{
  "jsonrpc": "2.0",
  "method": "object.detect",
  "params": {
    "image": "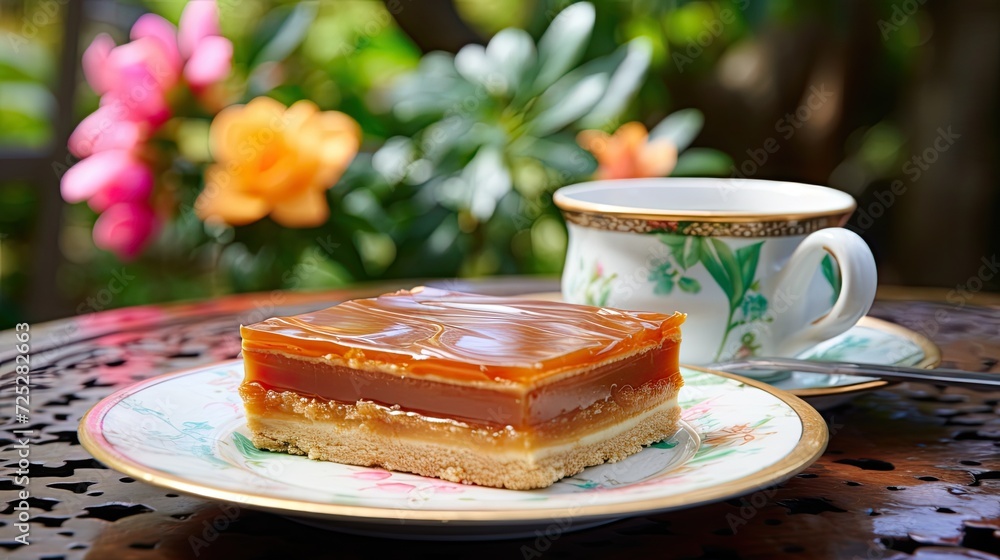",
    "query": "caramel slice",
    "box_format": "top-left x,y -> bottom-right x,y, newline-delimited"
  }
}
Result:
239,287 -> 685,489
